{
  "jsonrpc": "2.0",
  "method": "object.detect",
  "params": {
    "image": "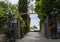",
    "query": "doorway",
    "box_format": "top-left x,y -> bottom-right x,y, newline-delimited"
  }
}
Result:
29,14 -> 40,32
